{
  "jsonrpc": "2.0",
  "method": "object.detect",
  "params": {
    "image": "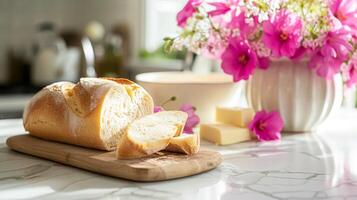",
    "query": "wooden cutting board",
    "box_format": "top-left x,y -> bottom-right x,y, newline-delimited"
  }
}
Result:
6,135 -> 222,182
